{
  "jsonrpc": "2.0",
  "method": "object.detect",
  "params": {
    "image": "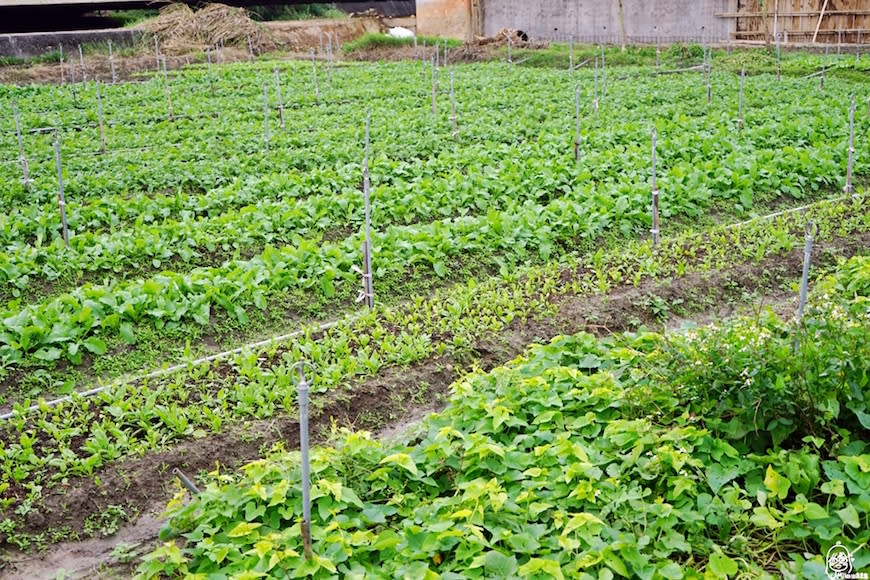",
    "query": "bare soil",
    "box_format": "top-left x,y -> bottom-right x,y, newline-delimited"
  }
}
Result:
1,233 -> 866,578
